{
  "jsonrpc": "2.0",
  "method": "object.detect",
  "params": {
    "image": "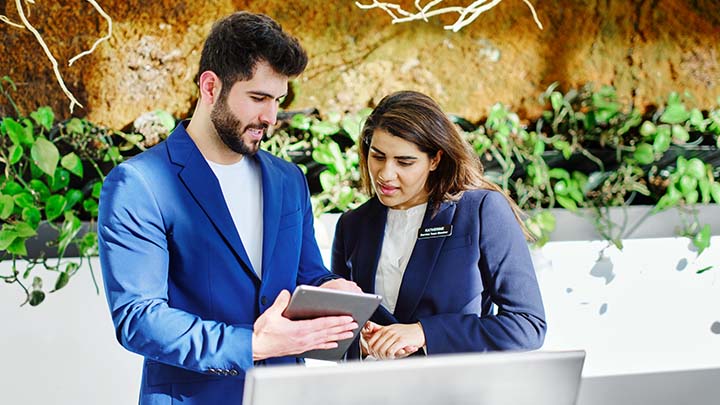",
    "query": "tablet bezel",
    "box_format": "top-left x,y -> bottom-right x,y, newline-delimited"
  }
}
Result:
282,285 -> 382,360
